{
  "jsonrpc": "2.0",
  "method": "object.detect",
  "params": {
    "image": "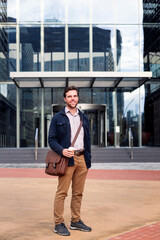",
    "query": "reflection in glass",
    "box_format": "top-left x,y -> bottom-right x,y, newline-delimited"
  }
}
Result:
143,25 -> 160,78
93,26 -> 115,71
1,0 -> 7,22
0,27 -> 8,80
117,25 -> 139,72
106,89 -> 114,146
92,88 -> 105,104
68,0 -> 90,23
117,88 -> 139,146
115,0 -> 139,24
92,0 -> 114,23
20,88 -> 41,147
19,0 -> 41,22
44,26 -> 65,71
79,88 -> 91,103
139,25 -> 144,72
6,27 -> 17,72
69,27 -> 89,71
0,84 -> 16,147
84,109 -> 98,145
44,0 -> 65,23
52,88 -> 65,104
143,83 -> 160,146
143,1 -> 159,24
7,0 -> 16,22
20,26 -> 41,71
